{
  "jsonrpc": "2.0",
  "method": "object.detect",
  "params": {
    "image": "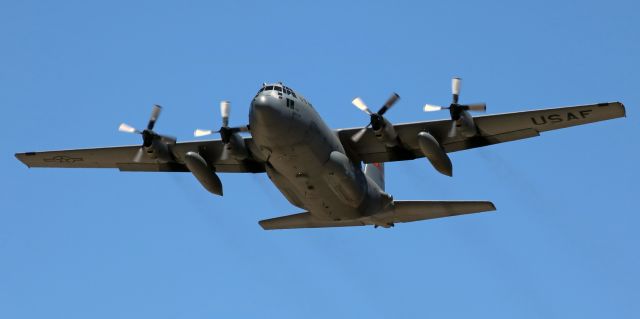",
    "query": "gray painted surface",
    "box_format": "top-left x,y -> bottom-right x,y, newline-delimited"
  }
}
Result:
15,83 -> 626,229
